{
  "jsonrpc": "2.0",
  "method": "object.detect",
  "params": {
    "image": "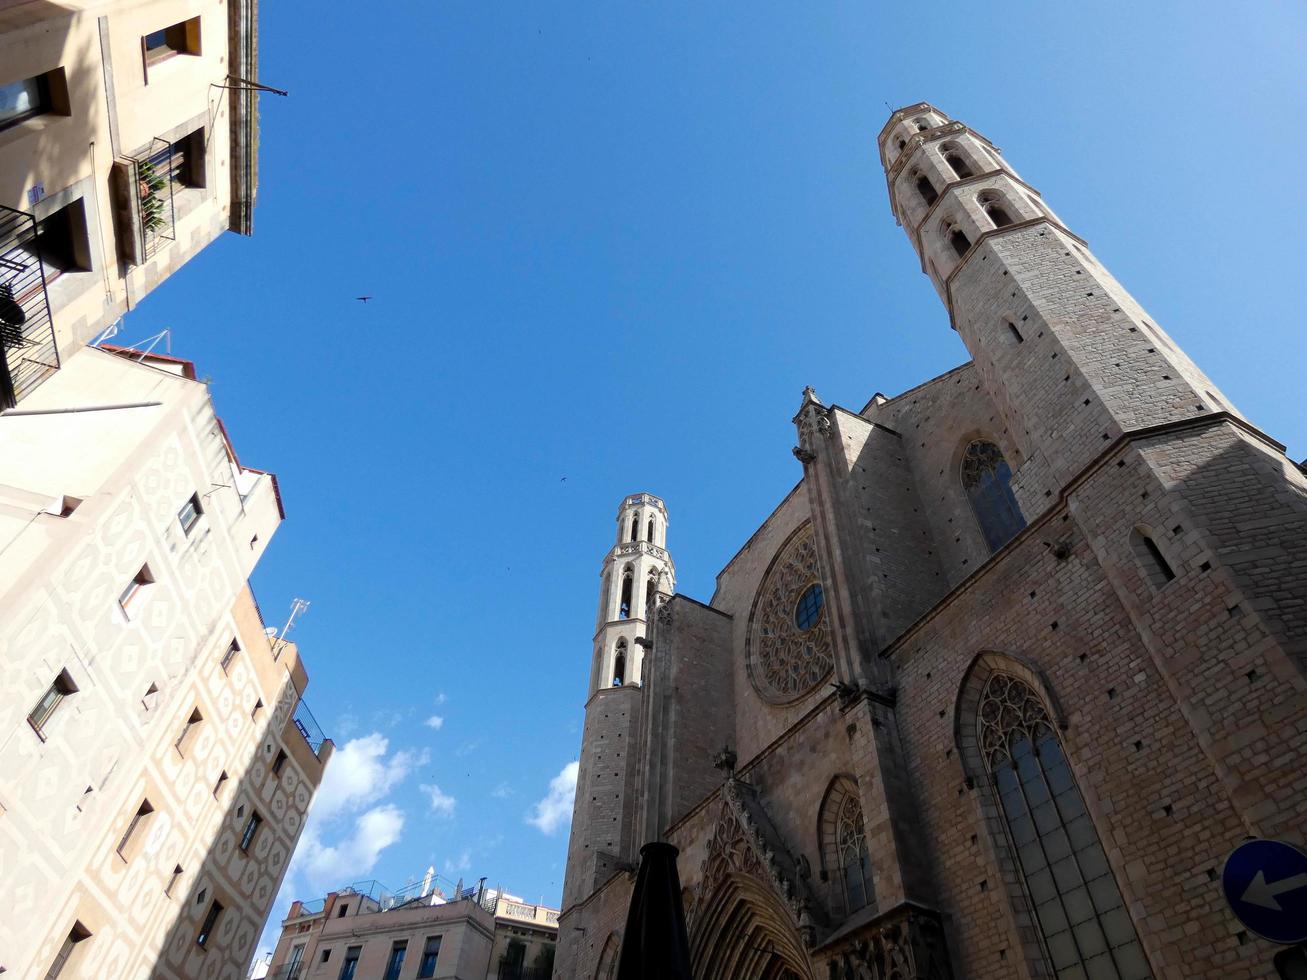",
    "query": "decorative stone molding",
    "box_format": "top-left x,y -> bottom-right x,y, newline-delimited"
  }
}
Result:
820,903 -> 954,980
697,775 -> 825,948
